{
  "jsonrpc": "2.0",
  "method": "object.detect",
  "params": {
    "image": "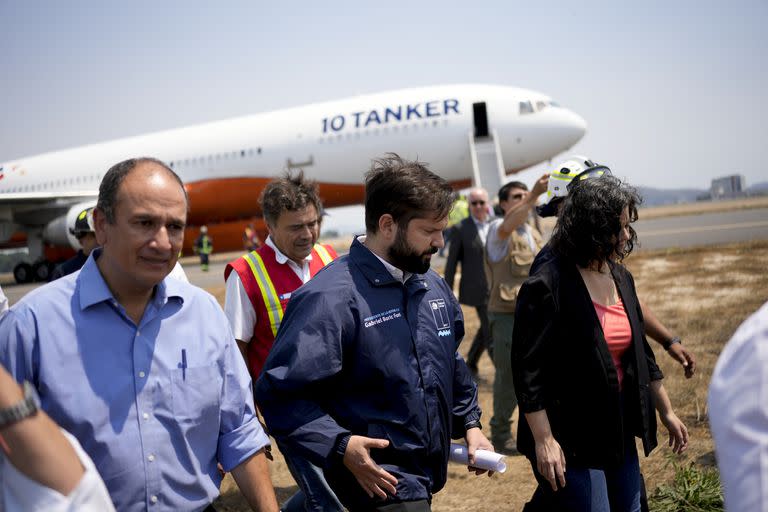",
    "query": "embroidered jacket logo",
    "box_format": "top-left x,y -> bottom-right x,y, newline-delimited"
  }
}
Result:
429,299 -> 451,337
